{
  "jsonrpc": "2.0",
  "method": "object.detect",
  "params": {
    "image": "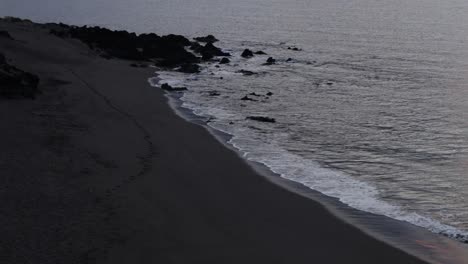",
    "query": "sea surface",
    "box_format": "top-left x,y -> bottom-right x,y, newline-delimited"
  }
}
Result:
3,0 -> 468,250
